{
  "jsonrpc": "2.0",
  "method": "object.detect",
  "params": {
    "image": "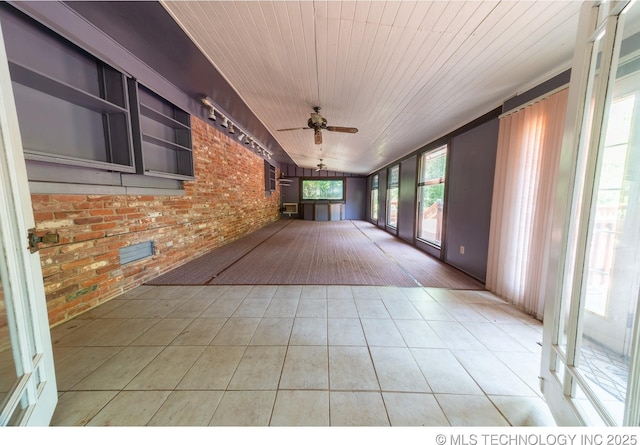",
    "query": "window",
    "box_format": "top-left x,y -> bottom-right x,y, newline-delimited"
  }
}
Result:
301,179 -> 344,200
540,1 -> 640,426
386,165 -> 399,228
265,161 -> 276,192
371,174 -> 379,221
417,146 -> 447,246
